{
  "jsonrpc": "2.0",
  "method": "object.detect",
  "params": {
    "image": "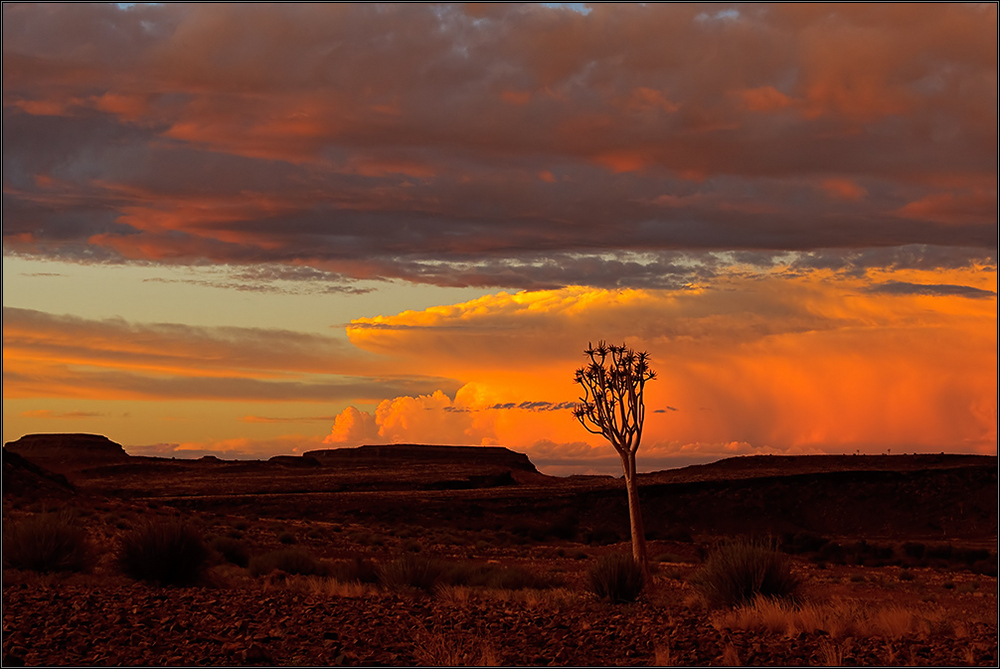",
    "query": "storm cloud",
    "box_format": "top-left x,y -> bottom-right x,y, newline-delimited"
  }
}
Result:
3,3 -> 996,289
